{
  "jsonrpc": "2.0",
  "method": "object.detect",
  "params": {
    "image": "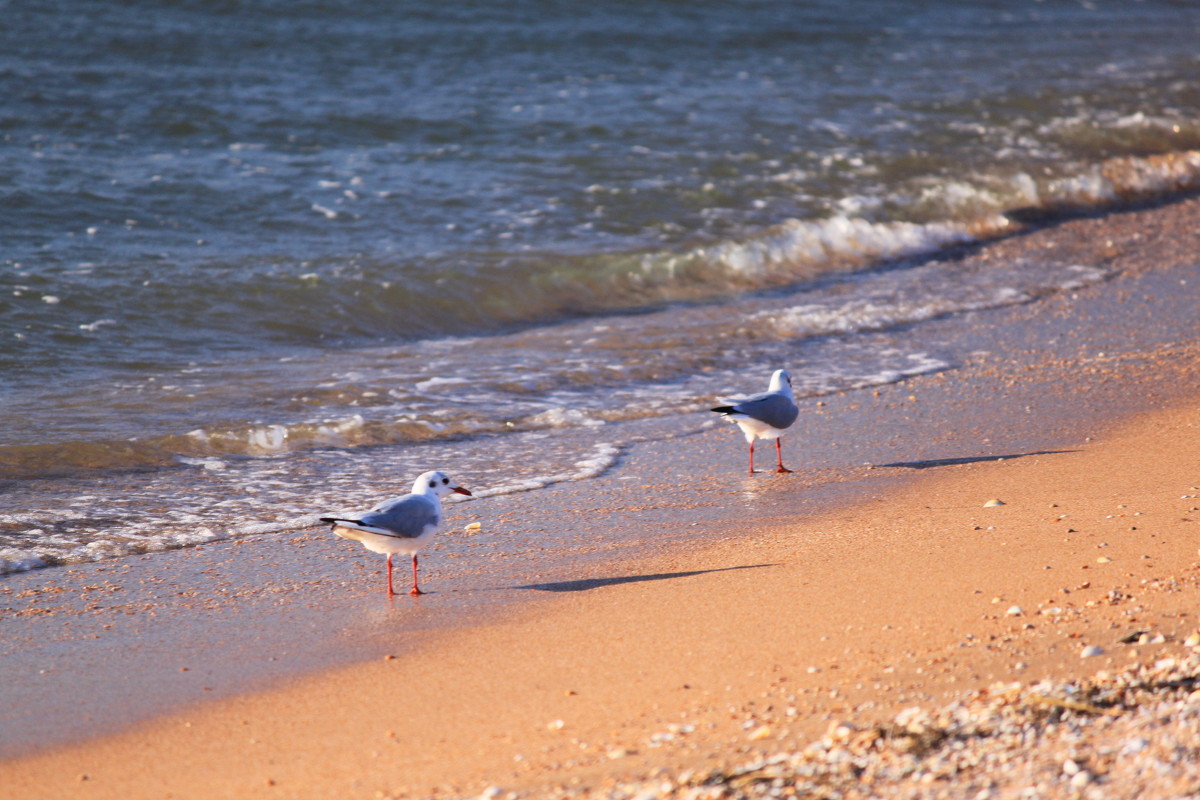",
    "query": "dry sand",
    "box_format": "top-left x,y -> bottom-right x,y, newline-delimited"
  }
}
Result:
2,196 -> 1200,799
